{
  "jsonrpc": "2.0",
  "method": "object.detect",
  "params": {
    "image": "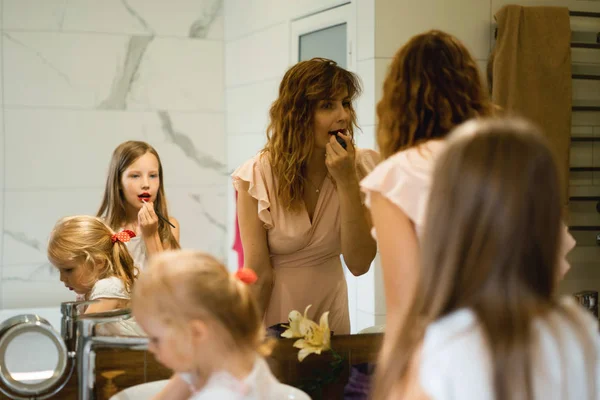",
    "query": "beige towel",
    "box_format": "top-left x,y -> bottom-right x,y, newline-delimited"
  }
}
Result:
492,5 -> 572,217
